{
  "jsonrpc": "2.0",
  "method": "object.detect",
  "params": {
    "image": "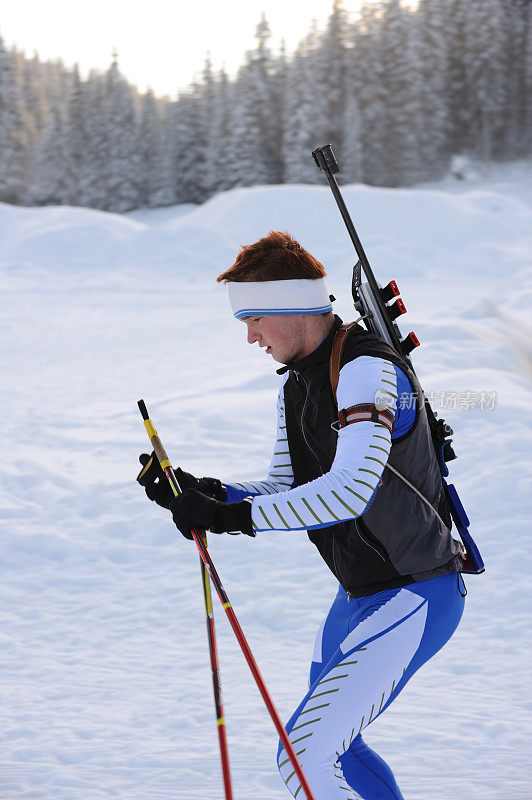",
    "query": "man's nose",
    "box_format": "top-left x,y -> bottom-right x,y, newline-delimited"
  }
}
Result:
247,326 -> 260,345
